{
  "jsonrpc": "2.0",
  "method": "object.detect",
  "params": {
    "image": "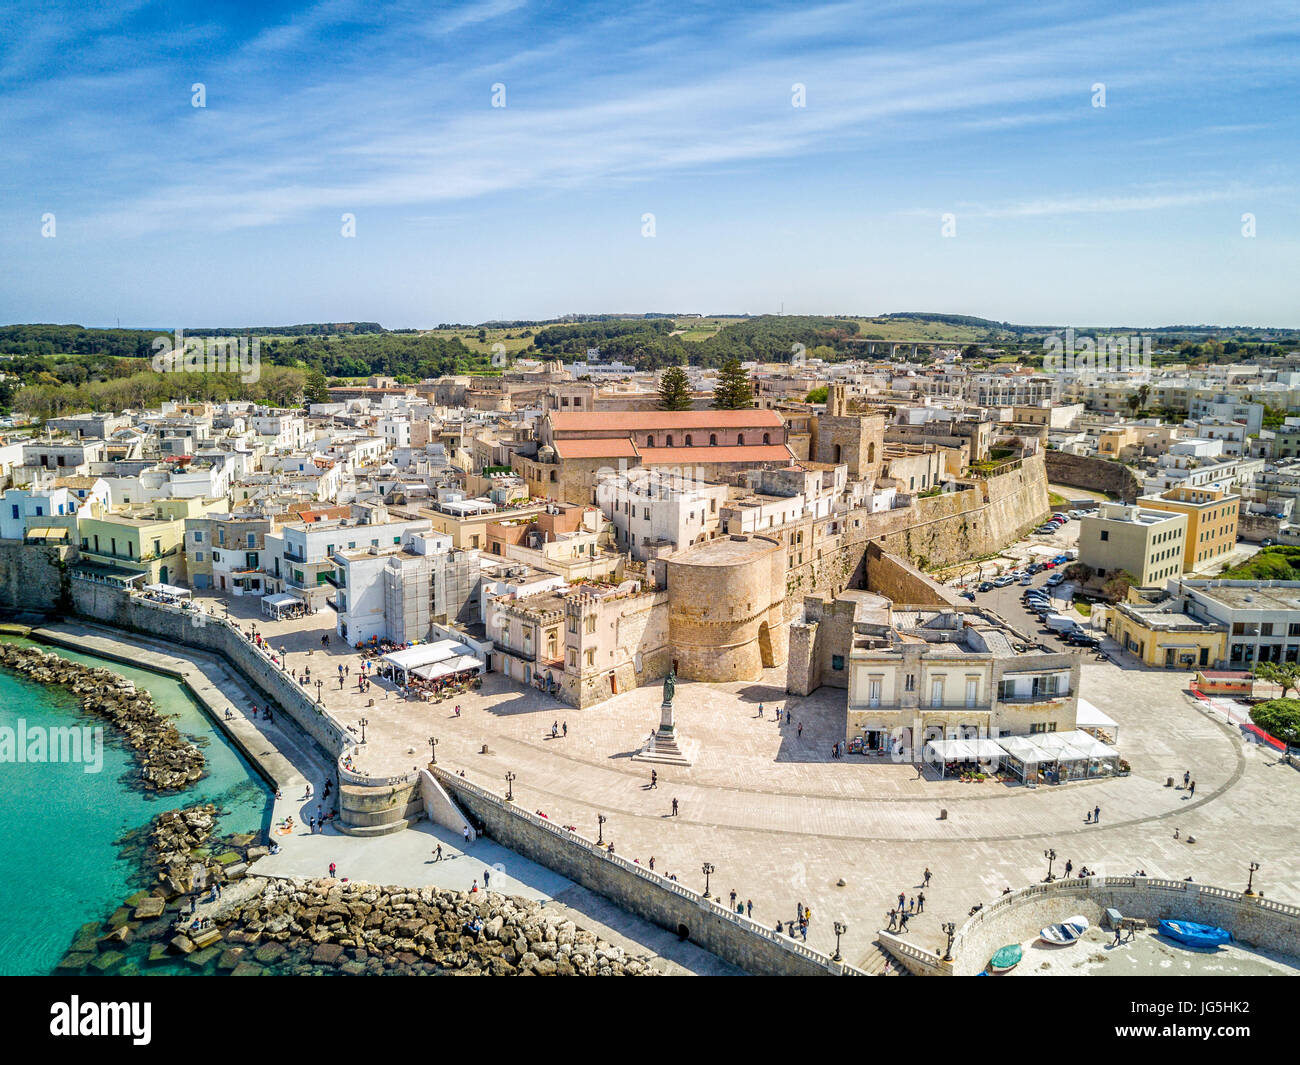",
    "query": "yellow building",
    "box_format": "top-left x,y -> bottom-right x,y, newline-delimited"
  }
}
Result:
1106,599 -> 1227,670
1140,486 -> 1239,573
75,498 -> 221,586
